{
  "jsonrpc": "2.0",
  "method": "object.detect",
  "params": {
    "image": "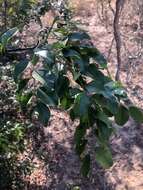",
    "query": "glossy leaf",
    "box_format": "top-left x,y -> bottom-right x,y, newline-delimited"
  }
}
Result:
37,88 -> 56,106
81,154 -> 91,177
17,92 -> 32,110
14,60 -> 29,82
80,46 -> 107,68
68,32 -> 91,42
63,48 -> 88,72
31,55 -> 39,66
74,125 -> 86,144
94,94 -> 119,114
96,121 -> 113,144
75,139 -> 87,156
36,101 -> 50,126
72,93 -> 90,123
86,64 -> 107,81
79,93 -> 90,116
85,64 -> 112,96
55,74 -> 69,97
0,27 -> 18,48
86,81 -> 105,95
115,105 -> 129,125
74,56 -> 88,73
32,69 -> 56,90
96,111 -> 112,127
95,146 -> 113,168
69,88 -> 82,97
105,81 -> 127,98
129,106 -> 143,123
62,48 -> 81,59
17,79 -> 29,94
